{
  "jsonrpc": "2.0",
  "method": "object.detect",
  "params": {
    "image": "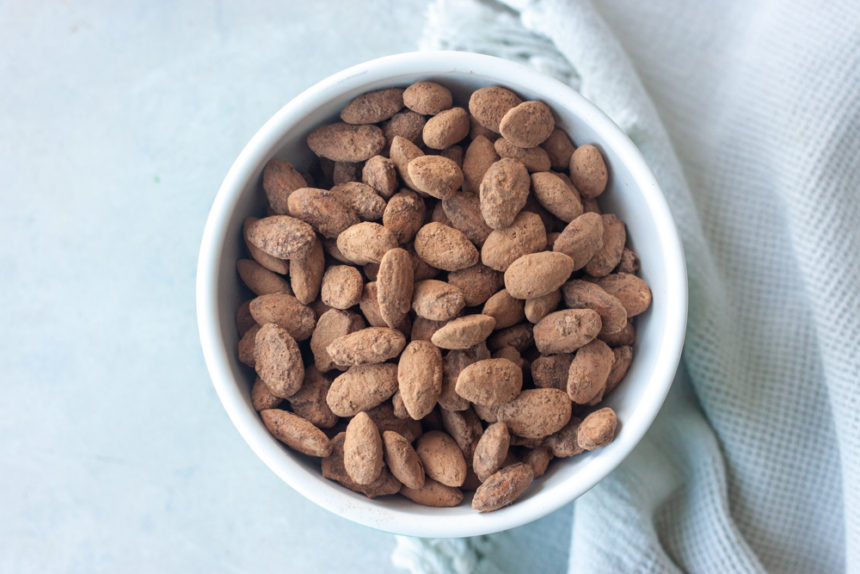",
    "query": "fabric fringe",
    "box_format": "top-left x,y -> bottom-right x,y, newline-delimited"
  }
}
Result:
420,0 -> 580,88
